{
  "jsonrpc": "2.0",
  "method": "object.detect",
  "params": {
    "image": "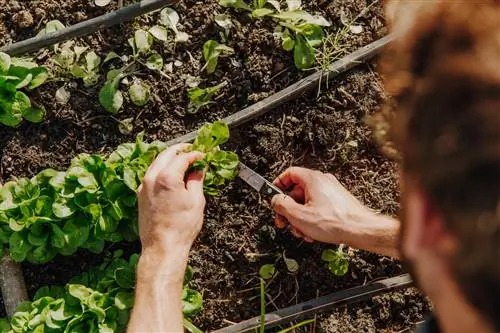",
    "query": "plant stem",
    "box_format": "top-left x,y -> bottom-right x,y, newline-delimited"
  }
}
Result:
259,278 -> 266,333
